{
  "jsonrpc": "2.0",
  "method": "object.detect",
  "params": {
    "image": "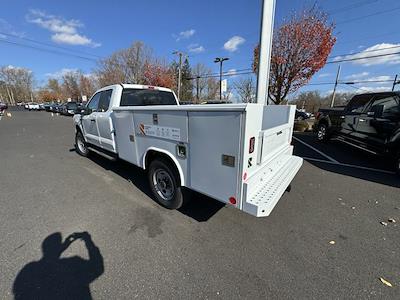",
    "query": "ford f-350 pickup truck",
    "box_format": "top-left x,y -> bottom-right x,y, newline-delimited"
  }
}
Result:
73,84 -> 303,217
314,92 -> 400,173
